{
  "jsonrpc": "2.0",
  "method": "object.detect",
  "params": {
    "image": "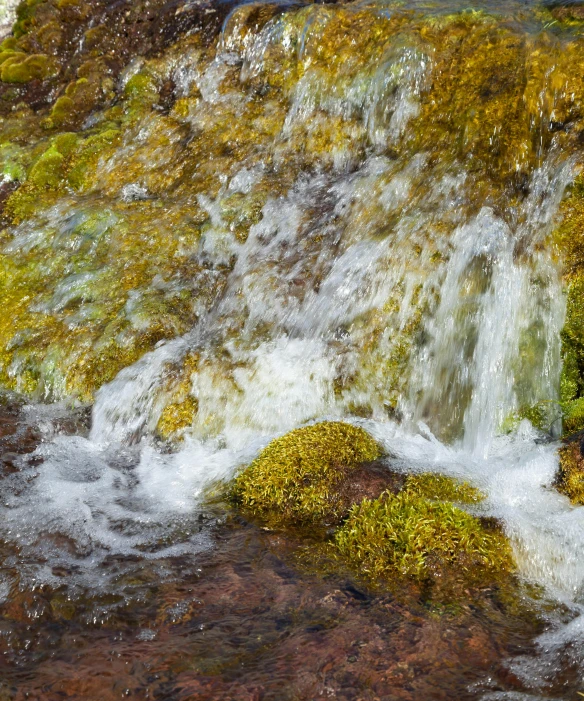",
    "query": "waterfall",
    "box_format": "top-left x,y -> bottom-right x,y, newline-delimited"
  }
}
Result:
409,158 -> 574,456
